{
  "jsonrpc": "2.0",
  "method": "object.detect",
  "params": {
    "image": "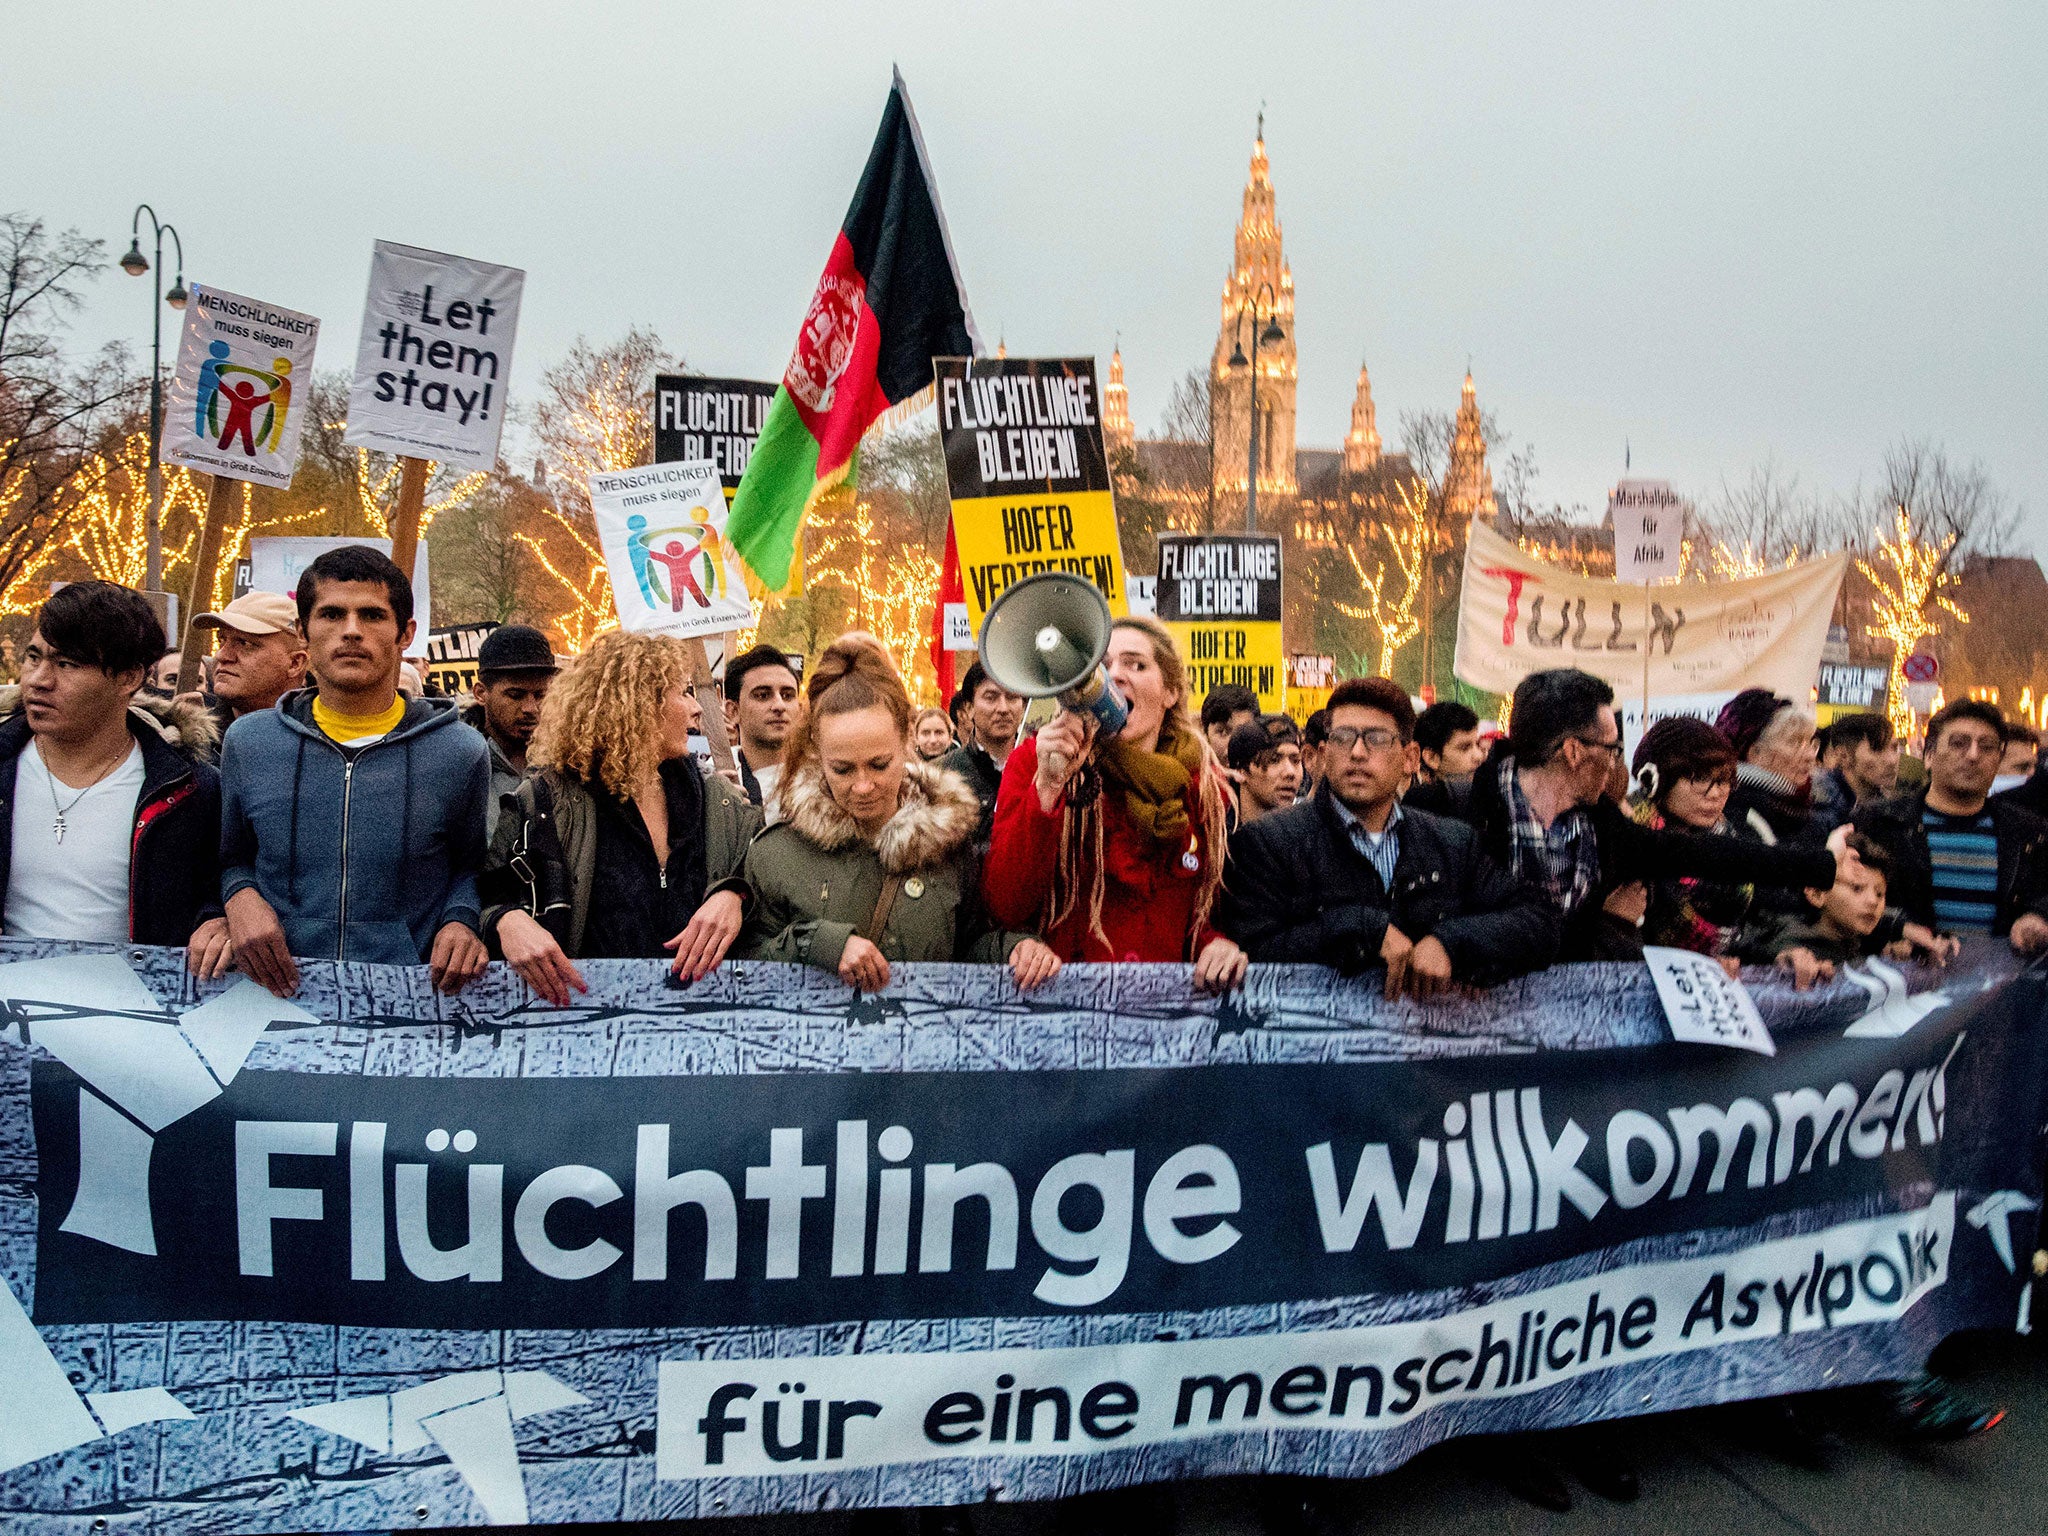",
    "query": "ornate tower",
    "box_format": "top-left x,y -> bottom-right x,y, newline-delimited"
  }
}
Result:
1210,123 -> 1297,512
1343,361 -> 1381,475
1102,343 -> 1134,459
1443,370 -> 1497,521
